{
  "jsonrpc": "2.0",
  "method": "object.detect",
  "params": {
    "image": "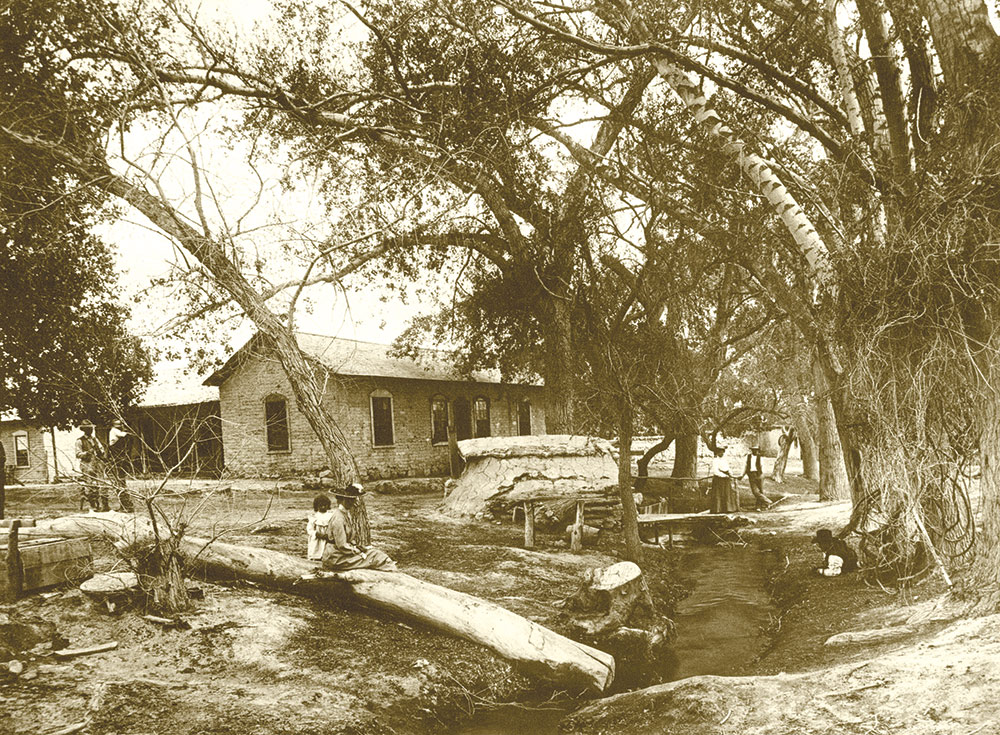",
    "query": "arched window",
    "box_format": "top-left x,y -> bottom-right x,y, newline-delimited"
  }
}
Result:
517,400 -> 531,436
370,389 -> 395,447
473,396 -> 491,438
13,431 -> 29,467
264,395 -> 290,452
430,395 -> 449,445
